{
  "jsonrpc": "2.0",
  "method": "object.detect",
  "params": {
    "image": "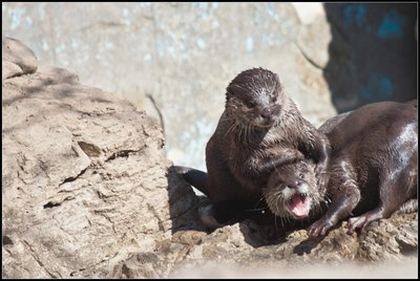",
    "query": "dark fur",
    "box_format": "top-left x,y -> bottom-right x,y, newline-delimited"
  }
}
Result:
308,100 -> 418,236
261,100 -> 417,236
176,68 -> 330,225
264,160 -> 325,220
